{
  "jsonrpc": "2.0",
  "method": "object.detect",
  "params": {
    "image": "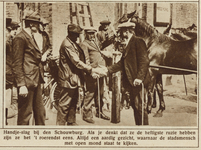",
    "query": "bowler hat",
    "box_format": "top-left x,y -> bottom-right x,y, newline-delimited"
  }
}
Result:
23,12 -> 41,23
118,22 -> 136,28
100,20 -> 111,25
6,18 -> 12,28
68,24 -> 83,34
84,27 -> 97,33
